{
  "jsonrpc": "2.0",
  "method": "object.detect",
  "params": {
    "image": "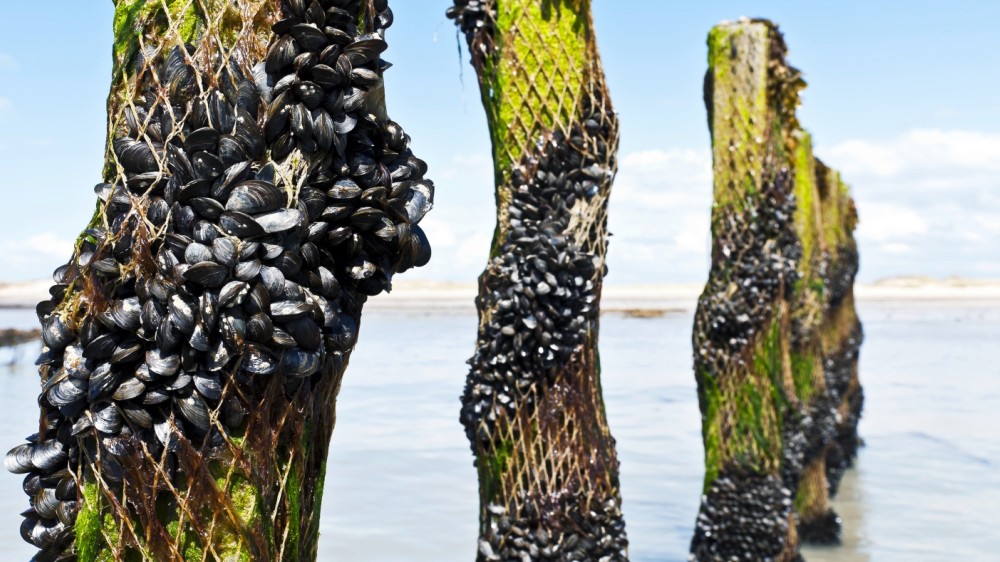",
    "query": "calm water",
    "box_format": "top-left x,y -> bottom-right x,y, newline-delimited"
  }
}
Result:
0,300 -> 997,561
